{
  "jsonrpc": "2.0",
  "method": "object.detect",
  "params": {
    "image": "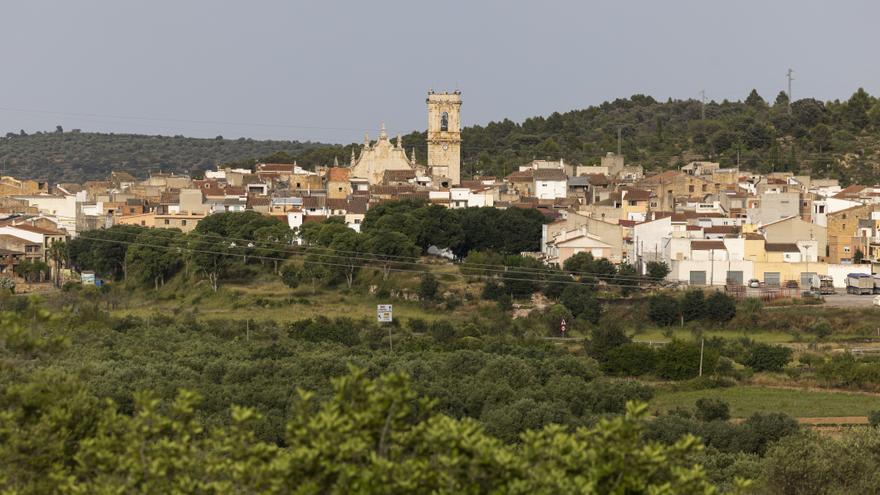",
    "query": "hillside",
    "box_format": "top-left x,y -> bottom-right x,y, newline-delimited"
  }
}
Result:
0,131 -> 351,183
437,88 -> 880,184
3,88 -> 880,184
